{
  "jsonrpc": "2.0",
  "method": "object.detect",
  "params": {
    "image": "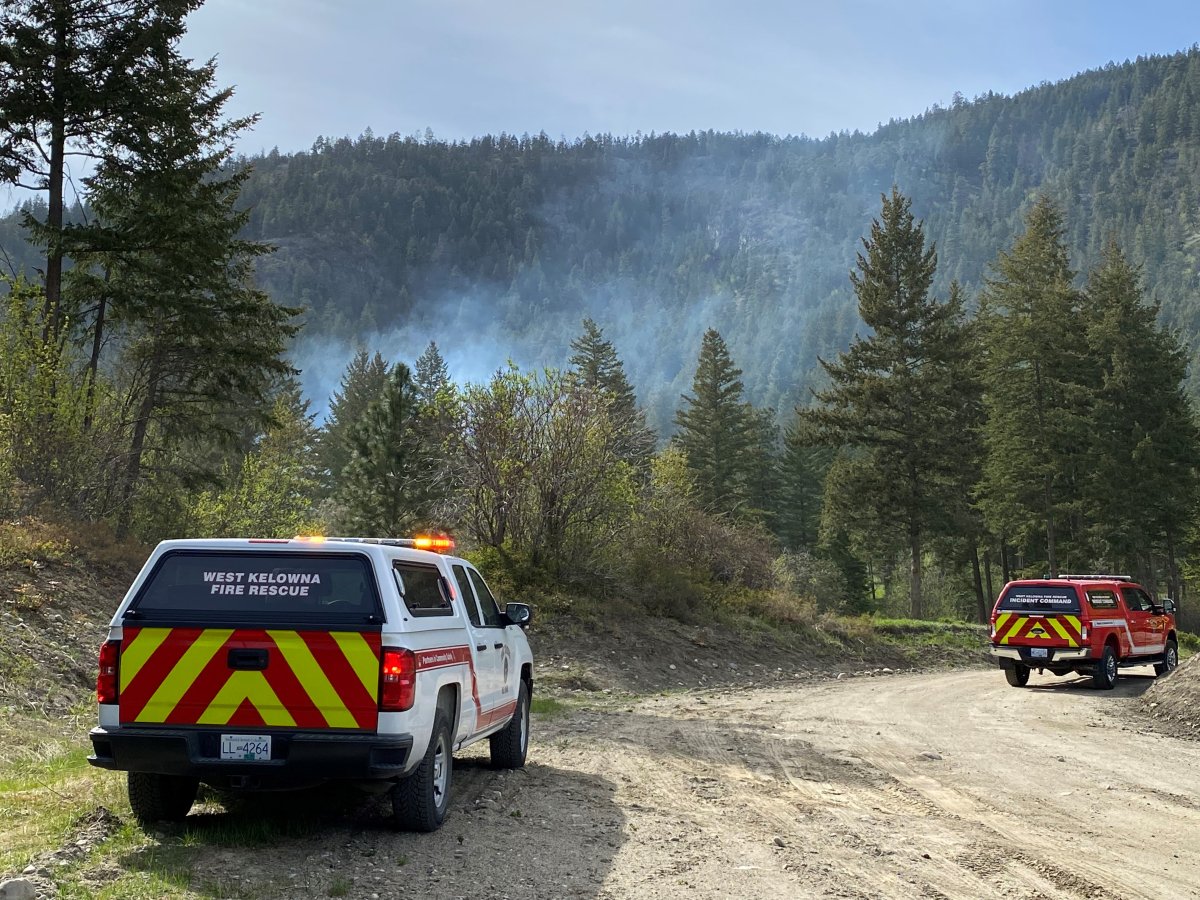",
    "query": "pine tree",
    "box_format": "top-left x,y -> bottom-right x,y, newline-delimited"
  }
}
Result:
775,419 -> 830,551
89,110 -> 295,535
1082,240 -> 1200,594
412,340 -> 461,467
320,349 -> 392,488
978,197 -> 1091,576
0,0 -> 206,342
569,319 -> 636,407
568,318 -> 655,467
801,189 -> 979,618
336,364 -> 445,535
742,406 -> 781,527
414,341 -> 450,405
673,328 -> 755,516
